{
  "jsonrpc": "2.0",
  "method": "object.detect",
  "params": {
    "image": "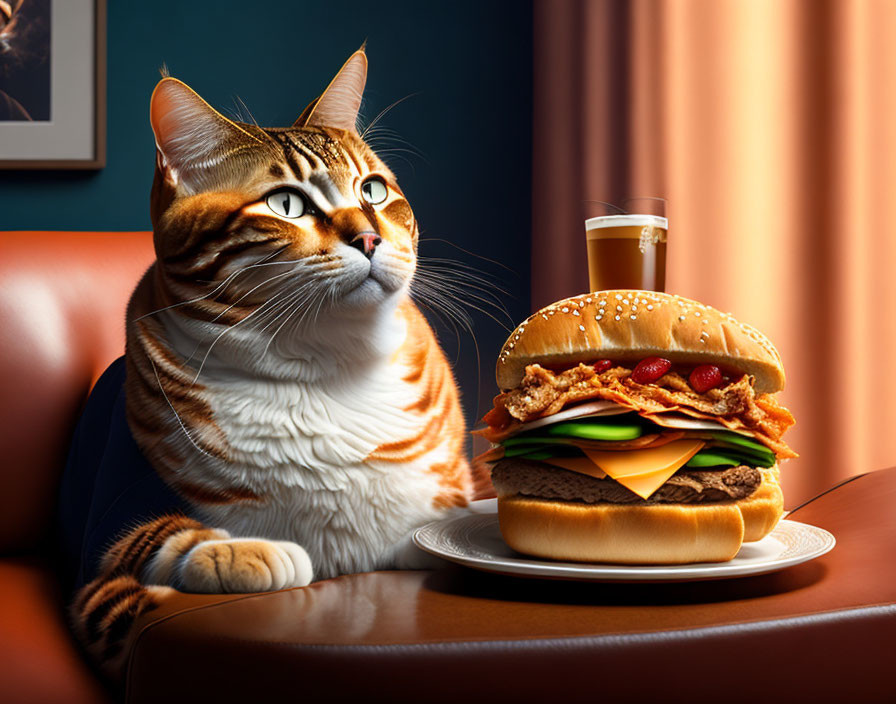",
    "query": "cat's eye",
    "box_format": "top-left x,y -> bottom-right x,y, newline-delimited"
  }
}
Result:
266,189 -> 307,218
361,177 -> 388,205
